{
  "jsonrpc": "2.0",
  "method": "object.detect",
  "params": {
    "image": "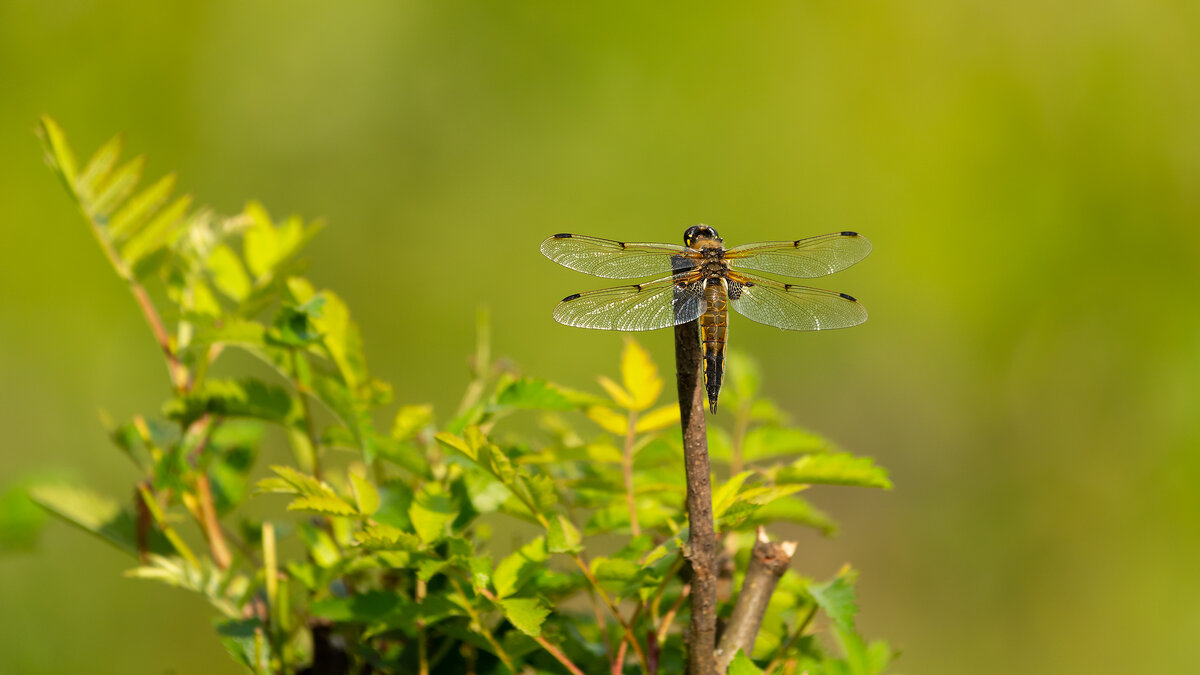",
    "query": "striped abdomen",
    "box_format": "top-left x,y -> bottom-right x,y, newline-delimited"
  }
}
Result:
699,278 -> 728,413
